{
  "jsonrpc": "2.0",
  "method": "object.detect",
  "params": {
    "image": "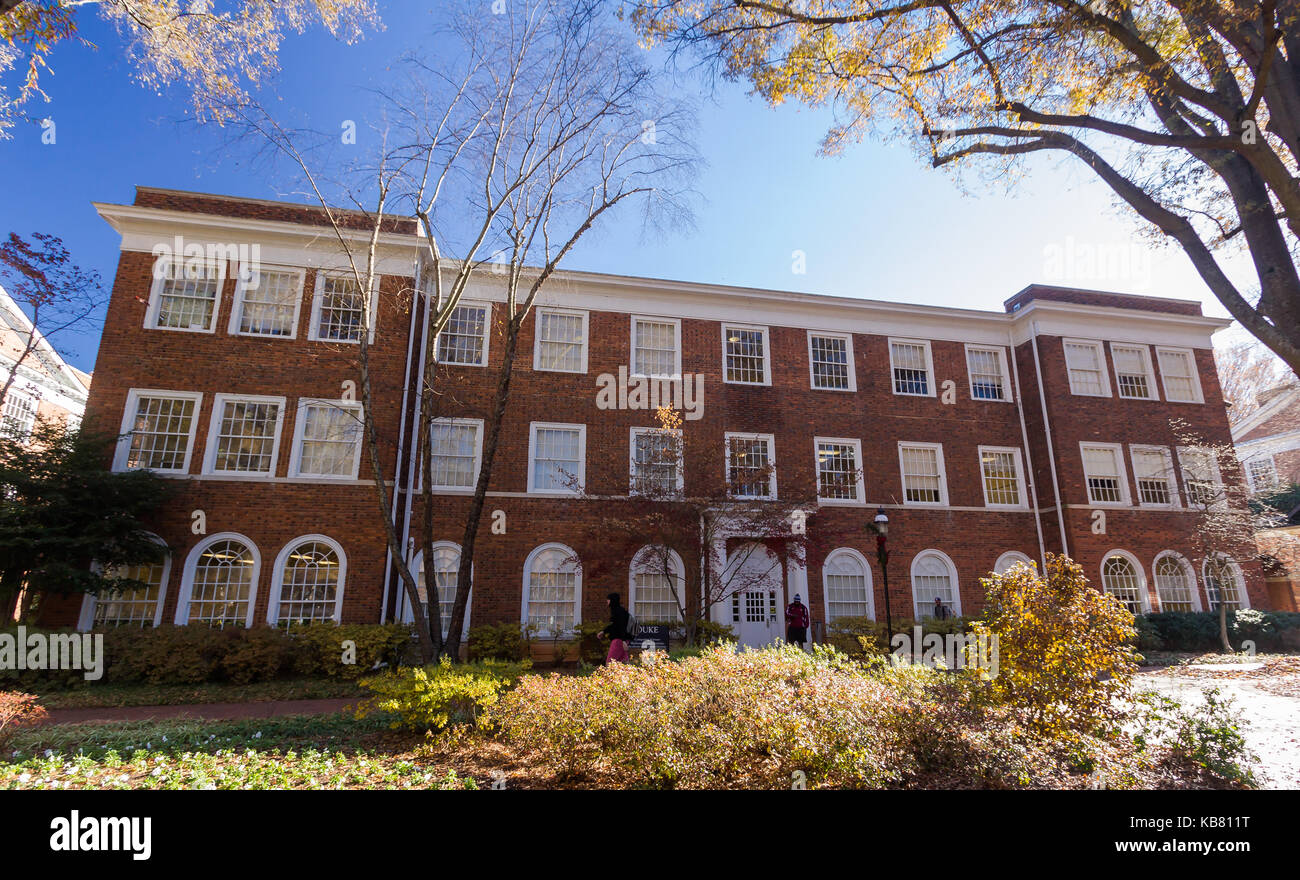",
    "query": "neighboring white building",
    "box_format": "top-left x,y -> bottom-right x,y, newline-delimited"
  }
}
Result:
0,284 -> 91,440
